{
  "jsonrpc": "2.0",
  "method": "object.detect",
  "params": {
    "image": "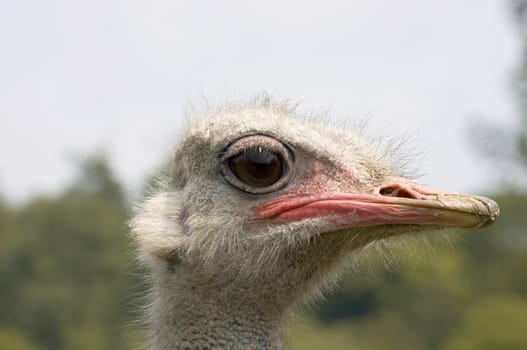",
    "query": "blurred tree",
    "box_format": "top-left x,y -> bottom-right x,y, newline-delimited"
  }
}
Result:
0,328 -> 41,350
441,296 -> 527,350
0,154 -> 141,350
469,0 -> 527,187
66,152 -> 126,206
